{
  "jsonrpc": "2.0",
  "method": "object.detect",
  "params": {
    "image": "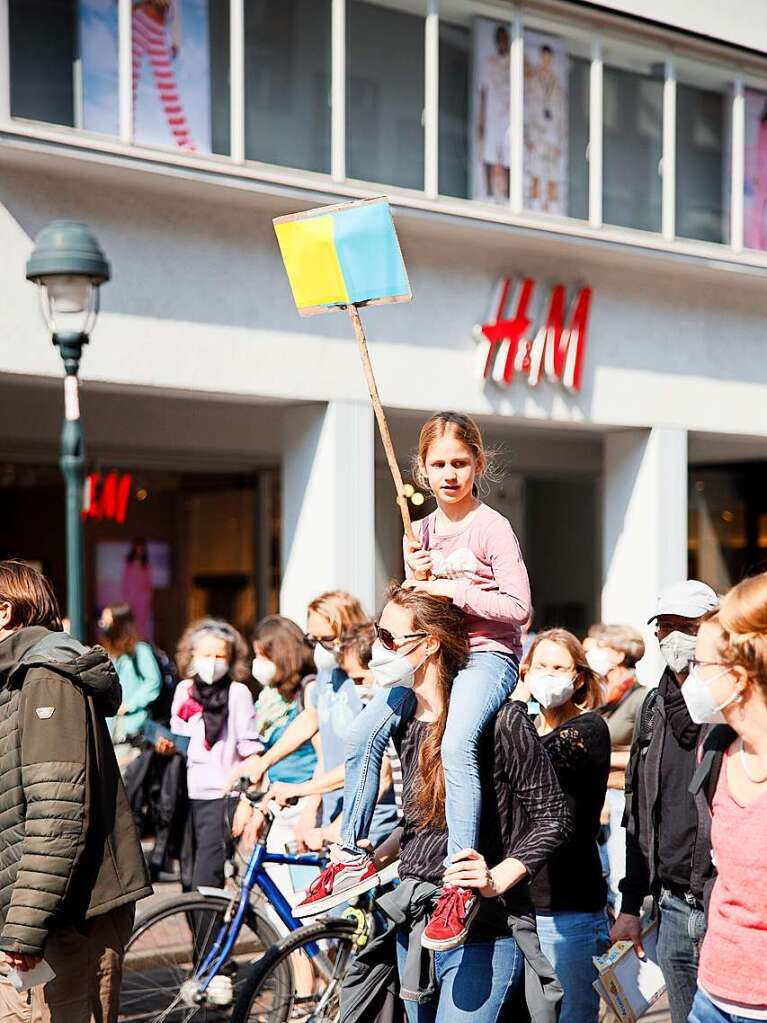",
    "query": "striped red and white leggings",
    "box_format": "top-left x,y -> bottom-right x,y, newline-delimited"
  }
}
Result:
132,6 -> 196,151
